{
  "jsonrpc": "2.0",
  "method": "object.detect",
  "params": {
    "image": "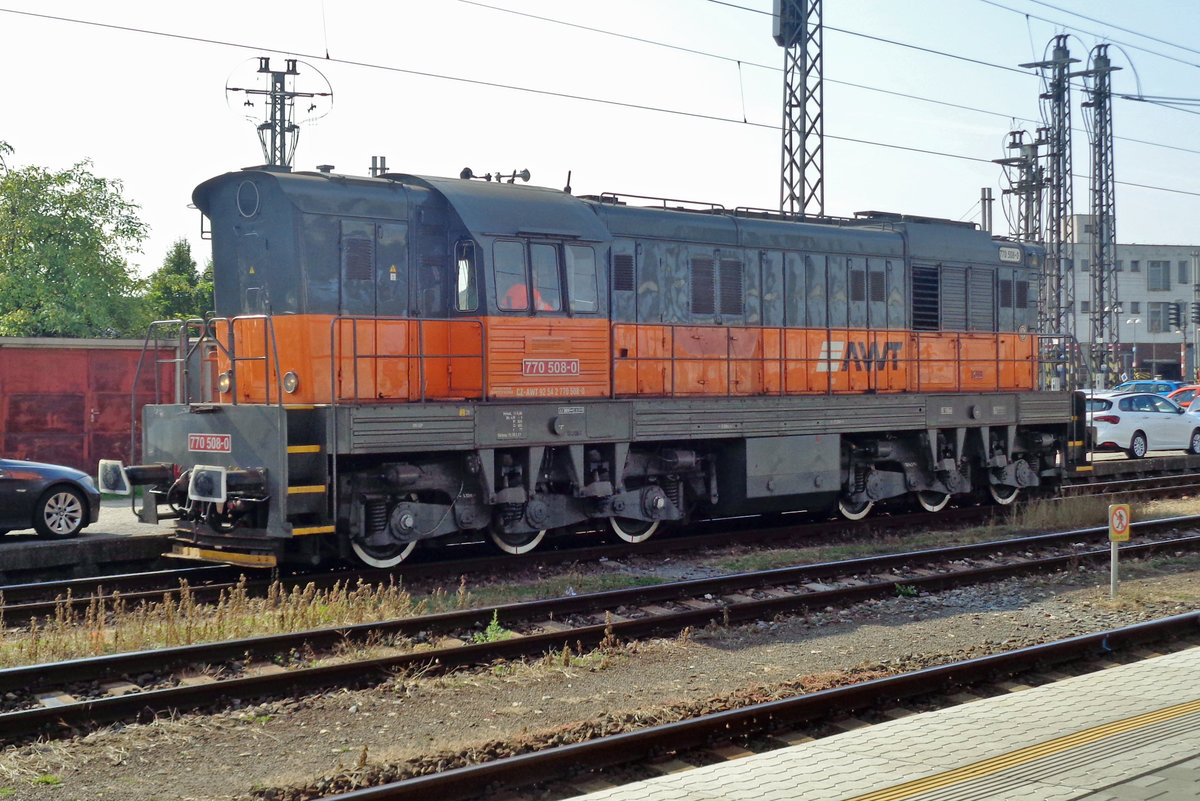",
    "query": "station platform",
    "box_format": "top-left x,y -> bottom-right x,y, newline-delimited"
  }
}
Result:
568,645 -> 1200,801
0,498 -> 172,580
